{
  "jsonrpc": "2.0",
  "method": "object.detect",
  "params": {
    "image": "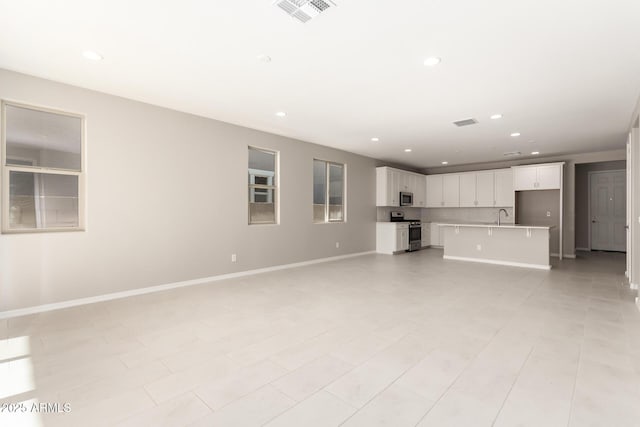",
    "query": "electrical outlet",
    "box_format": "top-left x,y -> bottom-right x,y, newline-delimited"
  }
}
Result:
335,242 -> 340,248
476,244 -> 482,251
231,254 -> 237,262
546,211 -> 551,217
